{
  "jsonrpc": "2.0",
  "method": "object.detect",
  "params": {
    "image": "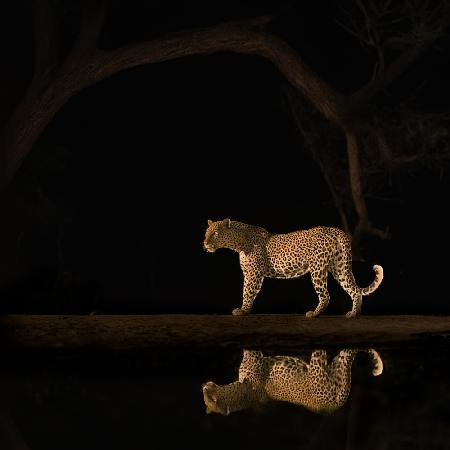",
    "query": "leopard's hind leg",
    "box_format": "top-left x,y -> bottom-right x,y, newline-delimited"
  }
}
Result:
328,349 -> 358,407
330,256 -> 362,318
